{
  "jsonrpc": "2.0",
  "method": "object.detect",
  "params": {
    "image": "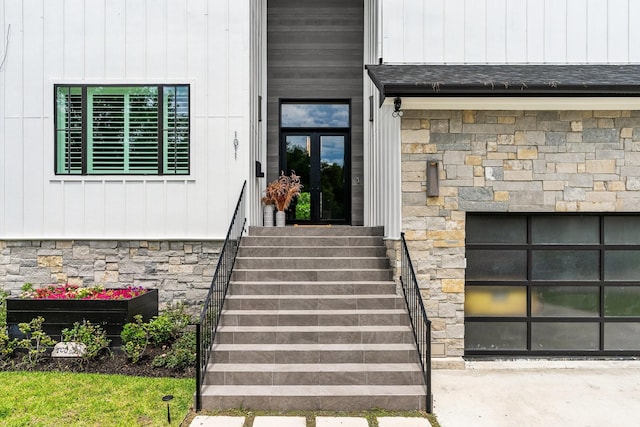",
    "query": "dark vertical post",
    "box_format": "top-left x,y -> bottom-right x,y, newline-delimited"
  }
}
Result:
195,323 -> 202,411
426,319 -> 433,413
